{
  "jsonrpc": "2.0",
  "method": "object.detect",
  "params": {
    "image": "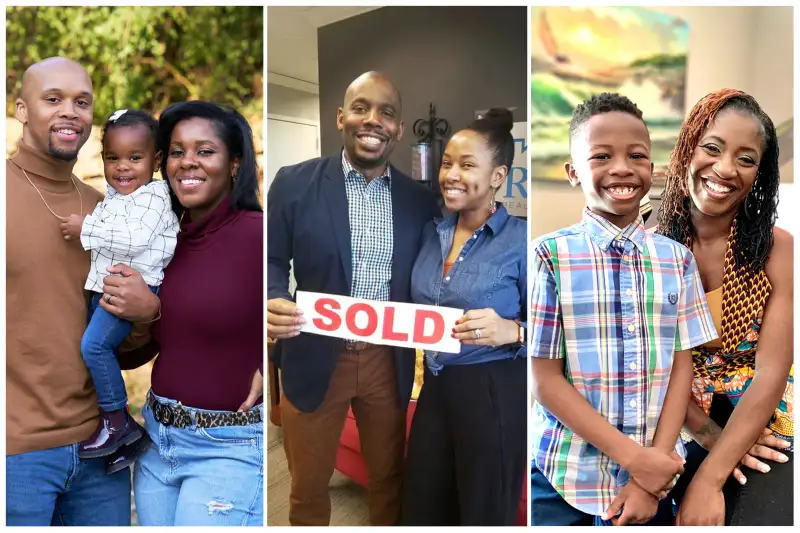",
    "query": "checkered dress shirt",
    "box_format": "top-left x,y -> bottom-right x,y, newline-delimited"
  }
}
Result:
80,180 -> 179,292
342,151 -> 393,301
530,208 -> 717,516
